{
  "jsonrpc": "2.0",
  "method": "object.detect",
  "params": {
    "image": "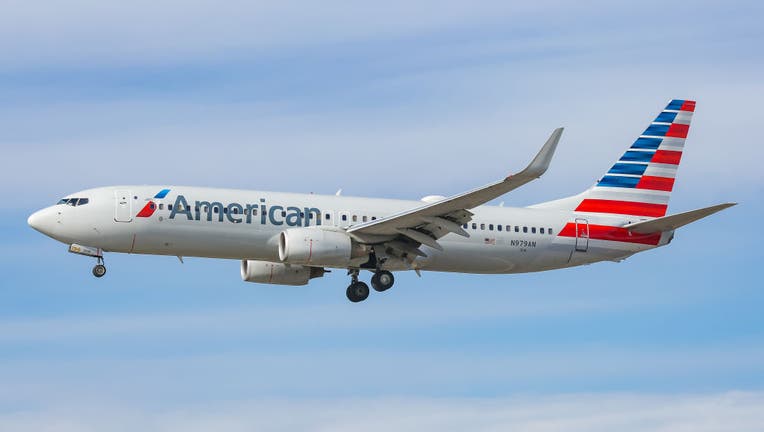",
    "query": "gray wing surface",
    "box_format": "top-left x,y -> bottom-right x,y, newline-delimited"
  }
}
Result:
347,128 -> 564,259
